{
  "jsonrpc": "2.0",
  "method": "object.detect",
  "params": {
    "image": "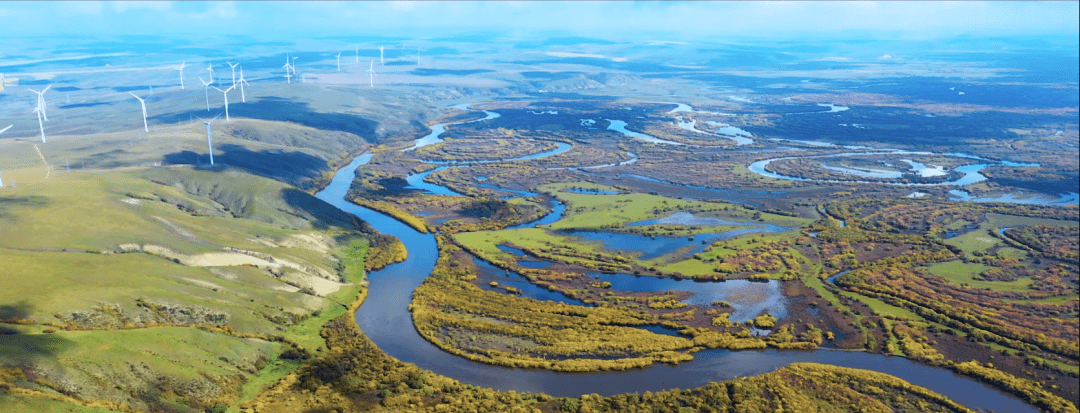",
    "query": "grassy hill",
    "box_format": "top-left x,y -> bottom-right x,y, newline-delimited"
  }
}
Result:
0,166 -> 397,412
